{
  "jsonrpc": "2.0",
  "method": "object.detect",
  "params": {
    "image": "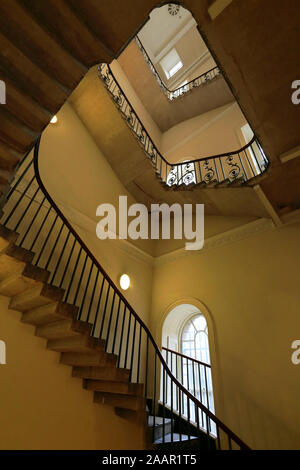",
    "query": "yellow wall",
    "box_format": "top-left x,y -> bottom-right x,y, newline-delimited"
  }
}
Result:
0,295 -> 144,449
150,221 -> 300,449
39,103 -> 153,325
2,85 -> 299,451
